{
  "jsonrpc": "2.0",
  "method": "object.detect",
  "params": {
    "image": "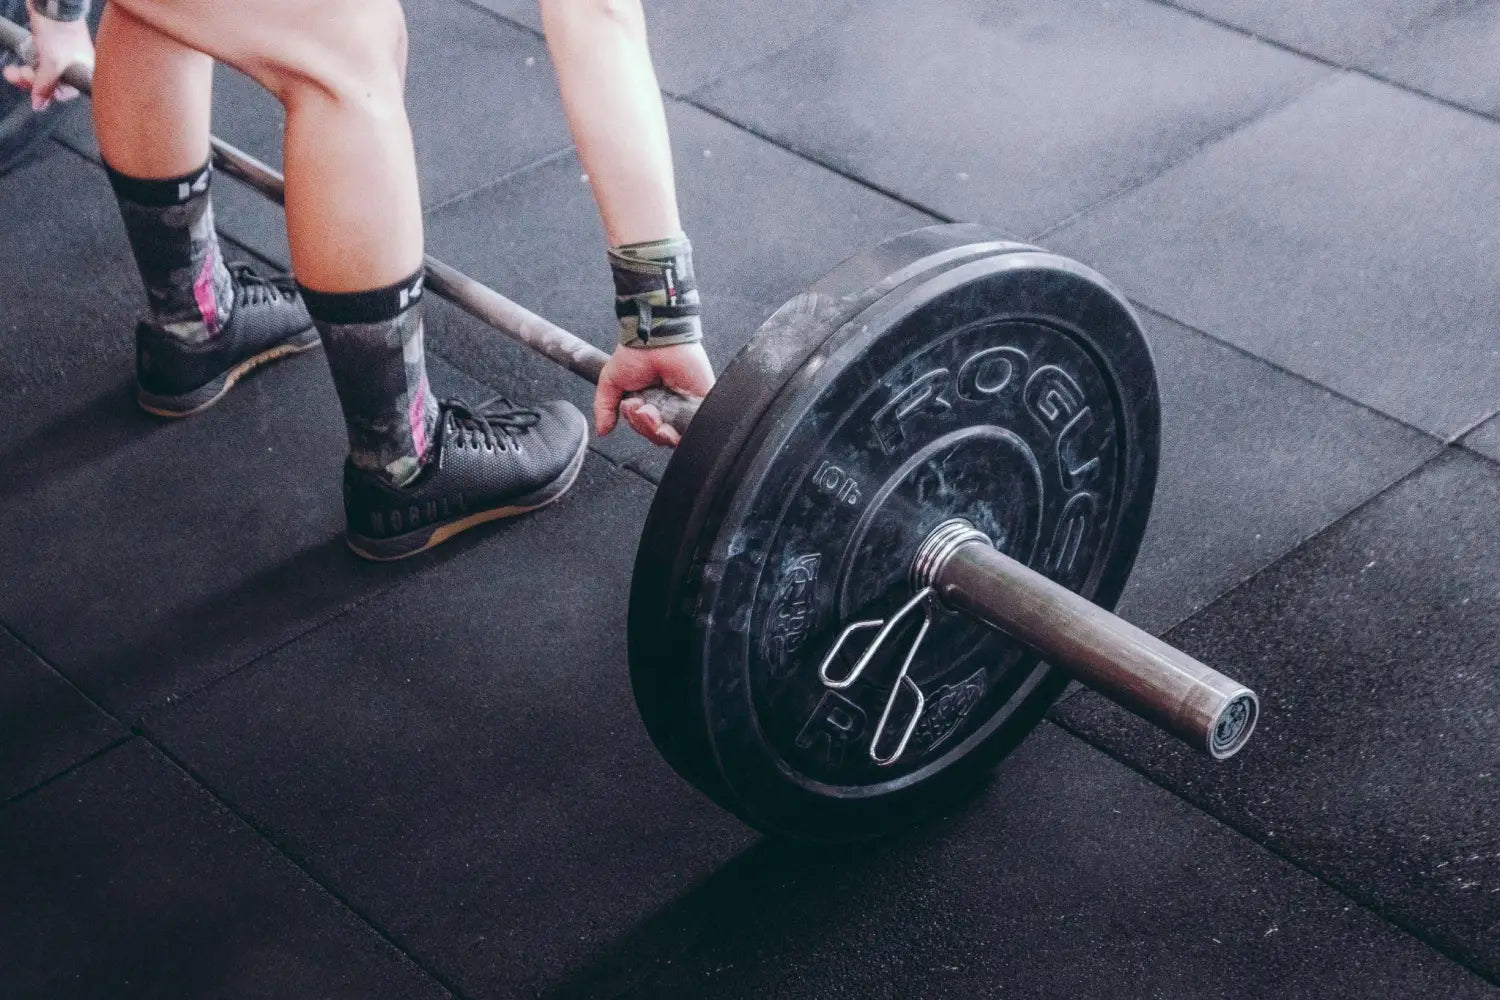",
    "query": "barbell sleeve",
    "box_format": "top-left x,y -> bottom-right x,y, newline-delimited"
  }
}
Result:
0,15 -> 701,437
913,520 -> 1259,759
